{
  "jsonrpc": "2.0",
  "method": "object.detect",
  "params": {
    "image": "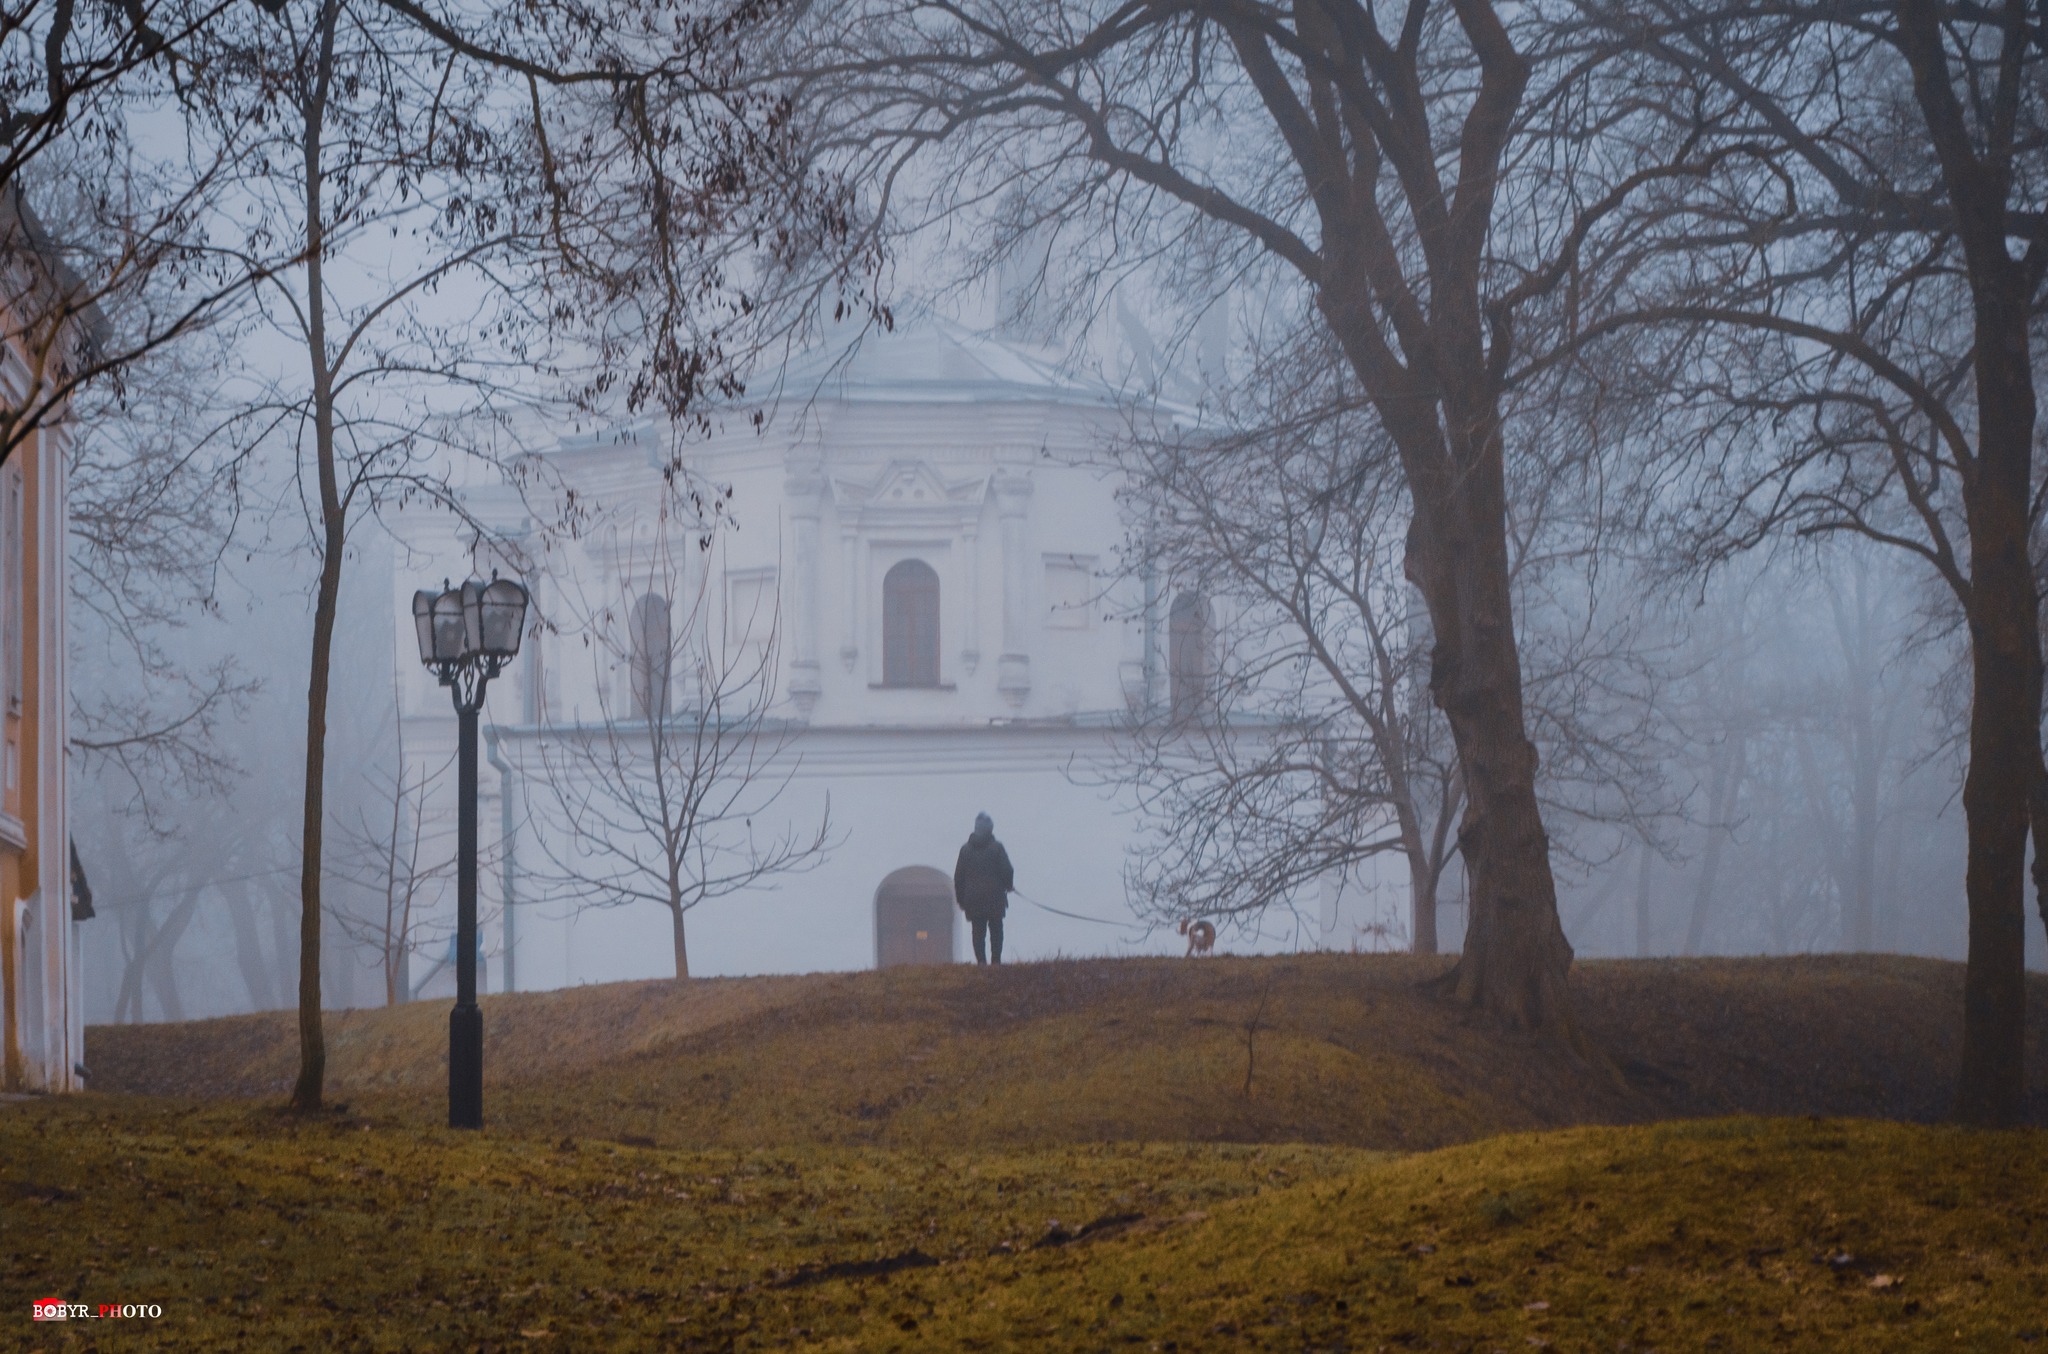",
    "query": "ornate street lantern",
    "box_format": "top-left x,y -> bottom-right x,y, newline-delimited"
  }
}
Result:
473,576 -> 529,660
411,571 -> 529,1129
